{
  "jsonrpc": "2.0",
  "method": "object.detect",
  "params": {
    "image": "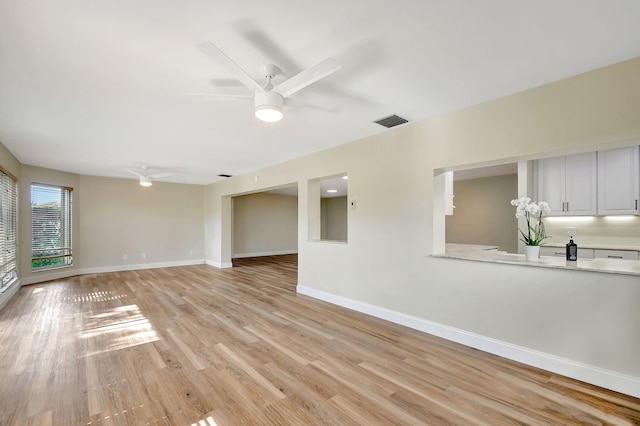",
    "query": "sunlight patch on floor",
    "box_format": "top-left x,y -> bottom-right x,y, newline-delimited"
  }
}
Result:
66,290 -> 127,303
192,415 -> 218,426
81,303 -> 160,355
